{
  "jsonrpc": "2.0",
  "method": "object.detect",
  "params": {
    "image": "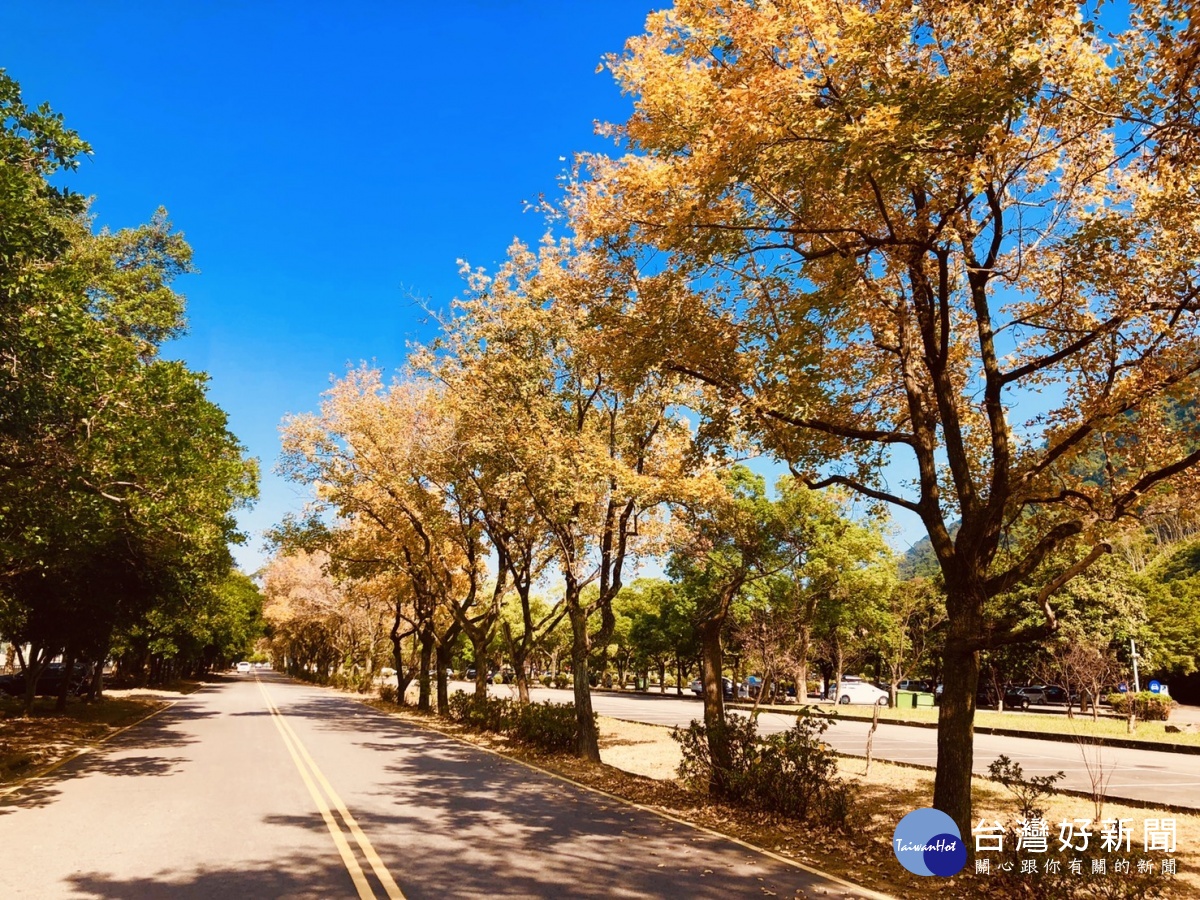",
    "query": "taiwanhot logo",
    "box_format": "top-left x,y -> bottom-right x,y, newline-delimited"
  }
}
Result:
893,808 -> 967,877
